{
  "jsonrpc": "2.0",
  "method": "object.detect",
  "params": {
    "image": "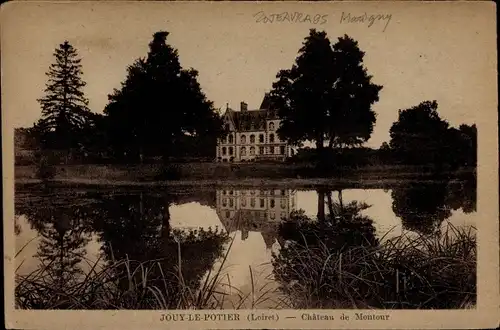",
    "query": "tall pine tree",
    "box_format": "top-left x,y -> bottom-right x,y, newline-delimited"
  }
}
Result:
34,41 -> 93,151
